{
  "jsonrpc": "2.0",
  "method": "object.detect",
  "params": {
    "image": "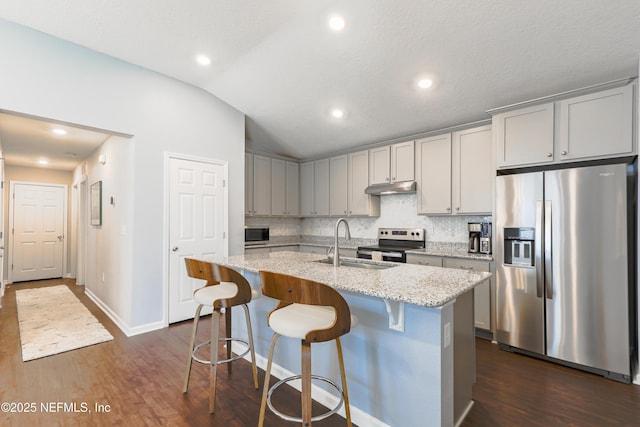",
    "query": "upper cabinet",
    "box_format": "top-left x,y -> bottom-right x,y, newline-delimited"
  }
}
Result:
452,125 -> 493,214
250,154 -> 271,216
495,103 -> 555,168
329,155 -> 348,216
416,125 -> 492,215
369,141 -> 415,185
300,159 -> 330,216
271,159 -> 299,216
495,83 -> 635,169
416,134 -> 452,214
557,85 -> 633,161
329,151 -> 380,217
245,153 -> 253,215
348,150 -> 379,216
